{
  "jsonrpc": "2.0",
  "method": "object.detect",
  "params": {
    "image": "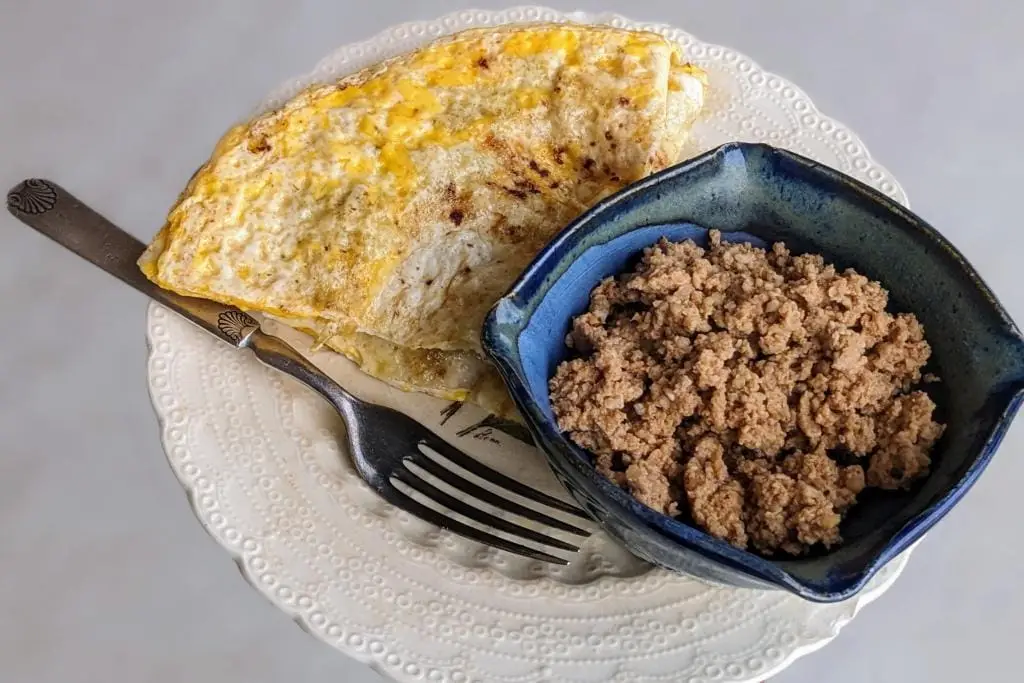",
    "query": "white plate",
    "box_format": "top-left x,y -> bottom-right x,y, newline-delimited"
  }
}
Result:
146,7 -> 912,683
